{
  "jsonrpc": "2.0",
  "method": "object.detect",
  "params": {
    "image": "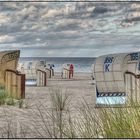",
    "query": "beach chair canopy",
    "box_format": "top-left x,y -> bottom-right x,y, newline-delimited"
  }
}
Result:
45,63 -> 55,69
62,63 -> 73,70
0,50 -> 20,86
19,60 -> 45,71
